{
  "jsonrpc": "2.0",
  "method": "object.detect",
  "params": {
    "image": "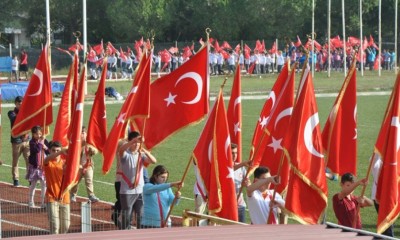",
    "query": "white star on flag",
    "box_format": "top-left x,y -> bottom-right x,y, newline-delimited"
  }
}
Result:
226,167 -> 235,179
259,116 -> 268,129
164,92 -> 177,107
268,136 -> 283,153
234,122 -> 241,136
117,112 -> 126,125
